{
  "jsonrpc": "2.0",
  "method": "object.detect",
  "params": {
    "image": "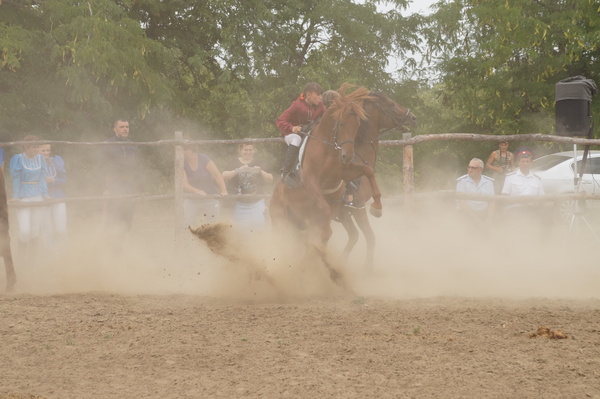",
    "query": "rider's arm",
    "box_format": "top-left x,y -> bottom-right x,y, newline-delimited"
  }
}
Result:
182,169 -> 206,196
485,151 -> 502,173
207,160 -> 228,196
222,169 -> 237,181
276,102 -> 300,135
